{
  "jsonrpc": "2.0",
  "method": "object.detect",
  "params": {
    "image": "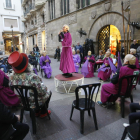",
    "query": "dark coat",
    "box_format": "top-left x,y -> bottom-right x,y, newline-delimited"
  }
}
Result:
33,47 -> 39,52
0,101 -> 18,136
